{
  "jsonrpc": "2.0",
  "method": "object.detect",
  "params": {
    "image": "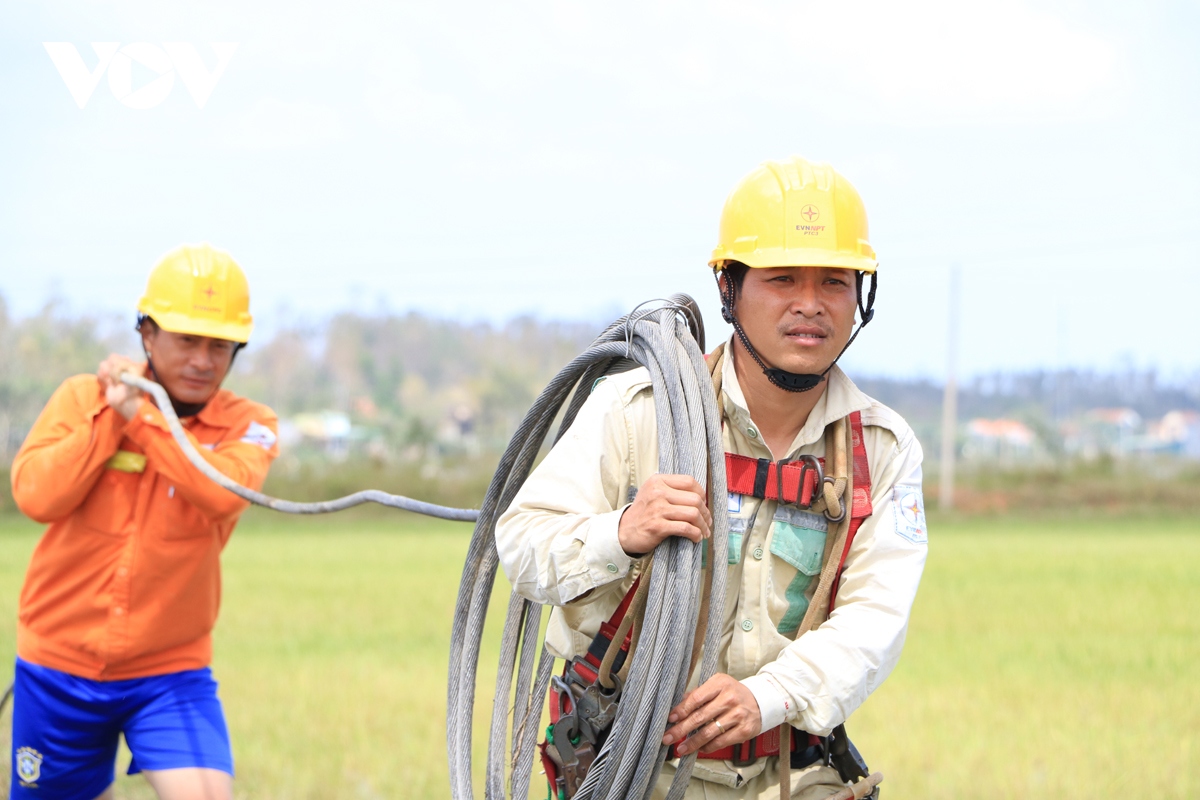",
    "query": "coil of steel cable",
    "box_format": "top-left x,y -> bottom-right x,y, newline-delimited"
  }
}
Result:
446,295 -> 729,800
